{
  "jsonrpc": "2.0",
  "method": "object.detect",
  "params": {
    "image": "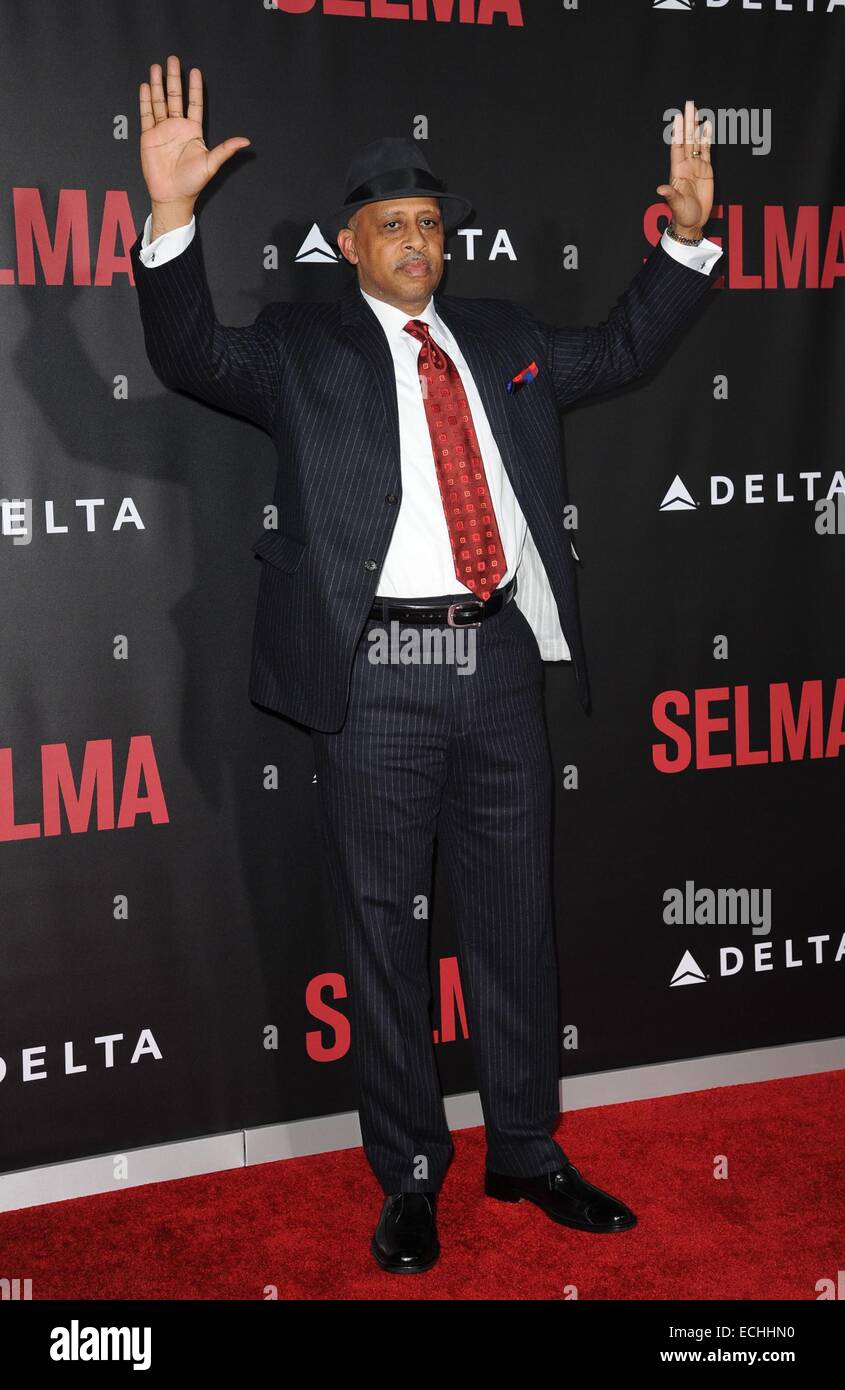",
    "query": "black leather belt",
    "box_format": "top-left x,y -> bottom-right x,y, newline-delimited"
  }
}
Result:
369,576 -> 517,628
